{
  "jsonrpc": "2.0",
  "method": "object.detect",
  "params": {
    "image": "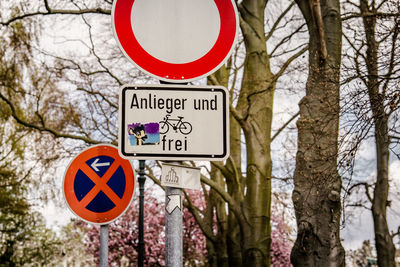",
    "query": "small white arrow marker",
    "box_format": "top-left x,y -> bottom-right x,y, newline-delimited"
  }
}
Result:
166,195 -> 181,214
91,158 -> 111,172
